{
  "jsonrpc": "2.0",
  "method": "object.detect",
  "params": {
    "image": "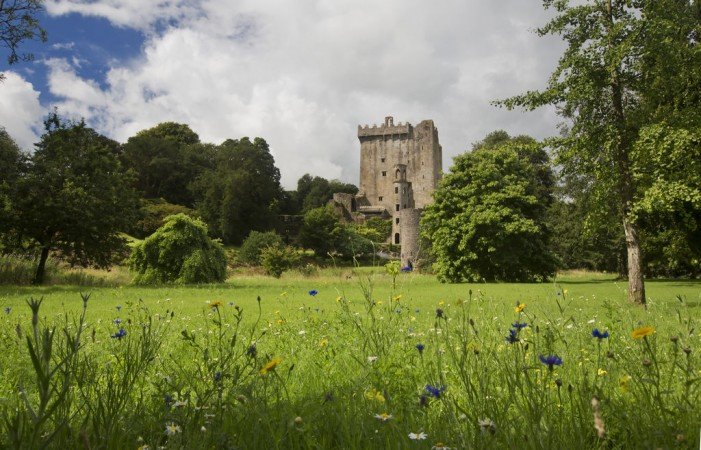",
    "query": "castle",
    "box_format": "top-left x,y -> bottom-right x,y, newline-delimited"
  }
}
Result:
334,116 -> 442,267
